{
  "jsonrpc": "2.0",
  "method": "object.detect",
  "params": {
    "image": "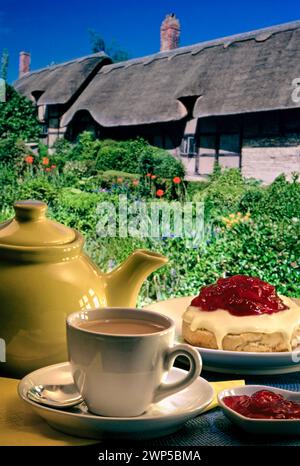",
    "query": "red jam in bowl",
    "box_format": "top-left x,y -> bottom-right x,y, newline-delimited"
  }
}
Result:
191,275 -> 288,316
223,390 -> 300,419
